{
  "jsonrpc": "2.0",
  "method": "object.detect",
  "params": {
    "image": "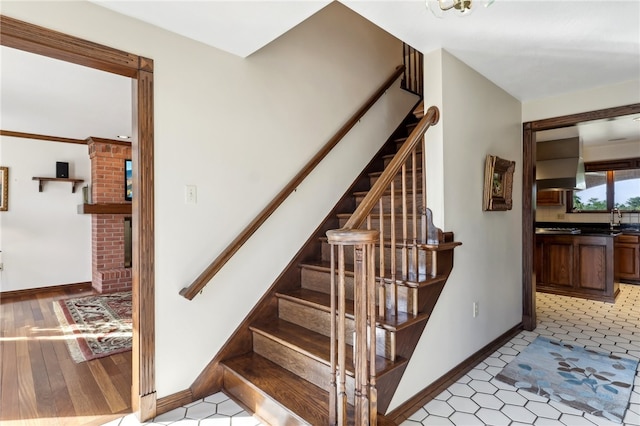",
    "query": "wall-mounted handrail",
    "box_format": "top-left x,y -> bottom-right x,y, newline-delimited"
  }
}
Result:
180,65 -> 406,300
